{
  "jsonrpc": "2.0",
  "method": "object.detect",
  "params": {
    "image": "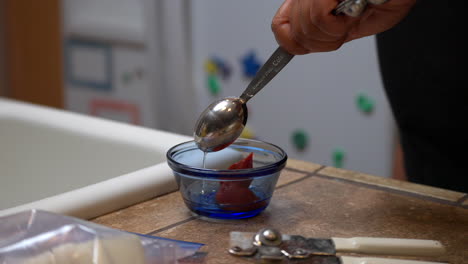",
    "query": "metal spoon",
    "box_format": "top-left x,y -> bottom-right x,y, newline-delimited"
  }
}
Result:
194,47 -> 294,152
